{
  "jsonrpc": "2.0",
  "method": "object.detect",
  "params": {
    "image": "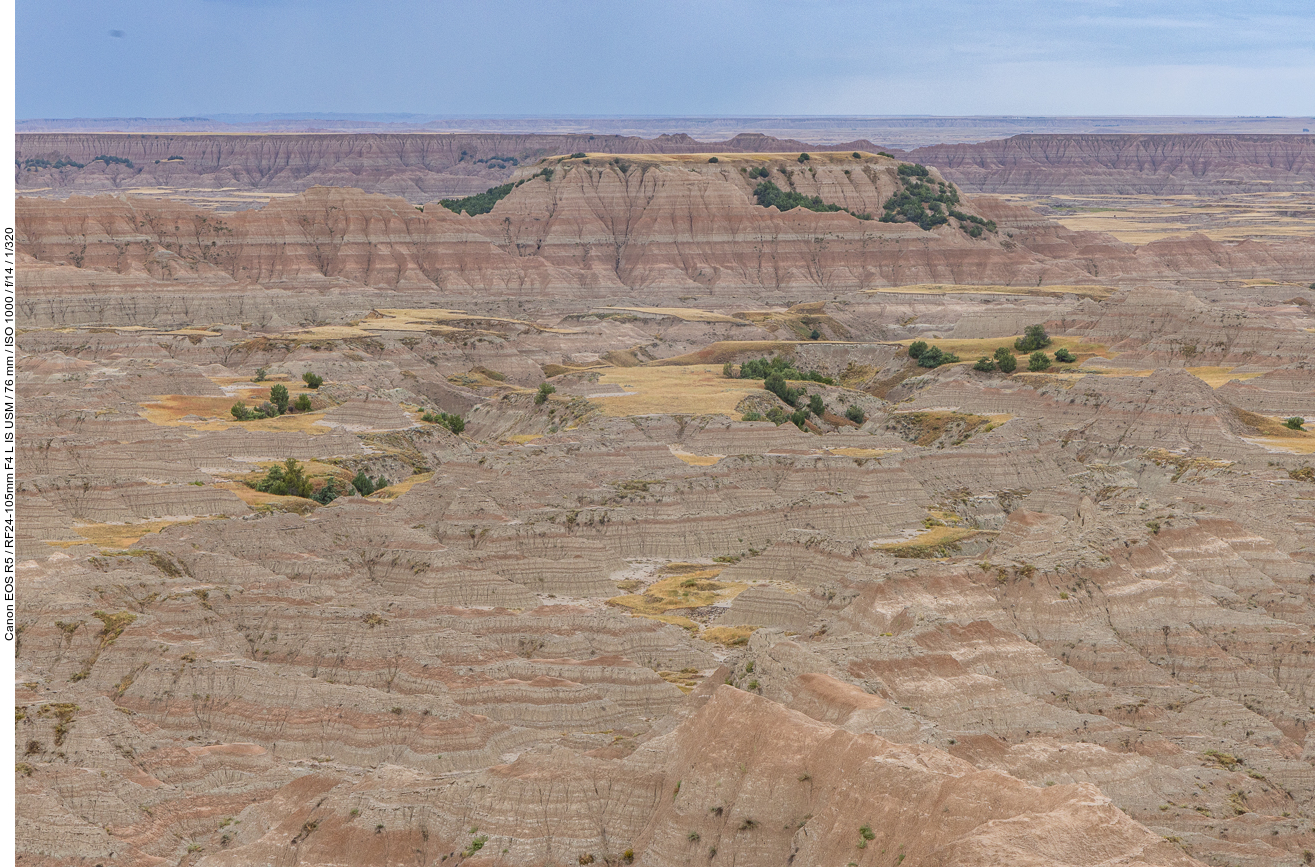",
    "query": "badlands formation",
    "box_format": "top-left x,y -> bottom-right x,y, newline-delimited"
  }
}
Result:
15,146 -> 1315,867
